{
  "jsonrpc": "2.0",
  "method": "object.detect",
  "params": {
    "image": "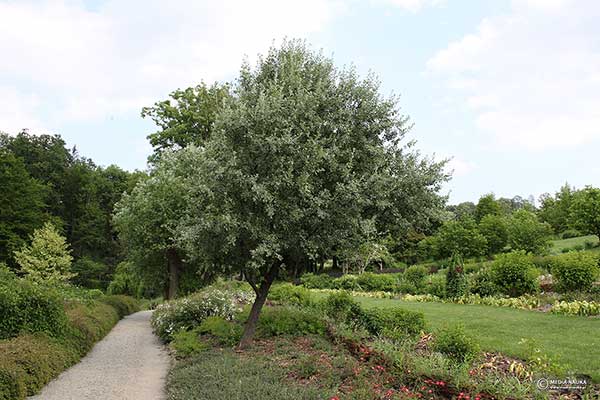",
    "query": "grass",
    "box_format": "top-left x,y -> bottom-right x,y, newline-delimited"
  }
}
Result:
355,297 -> 600,381
550,234 -> 599,254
